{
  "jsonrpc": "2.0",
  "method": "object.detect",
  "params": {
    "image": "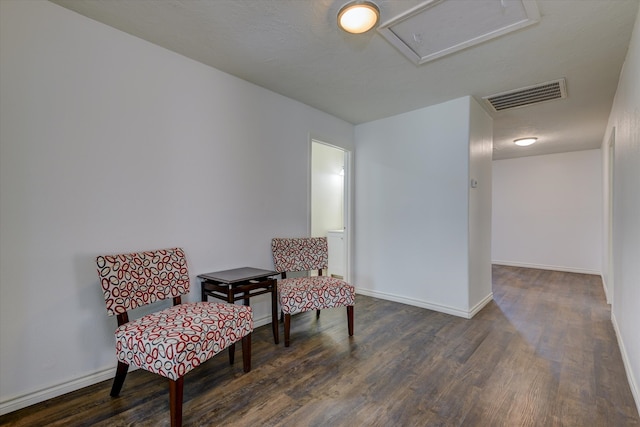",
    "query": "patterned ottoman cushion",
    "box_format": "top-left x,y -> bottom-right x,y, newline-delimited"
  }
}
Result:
278,276 -> 355,314
115,302 -> 253,380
